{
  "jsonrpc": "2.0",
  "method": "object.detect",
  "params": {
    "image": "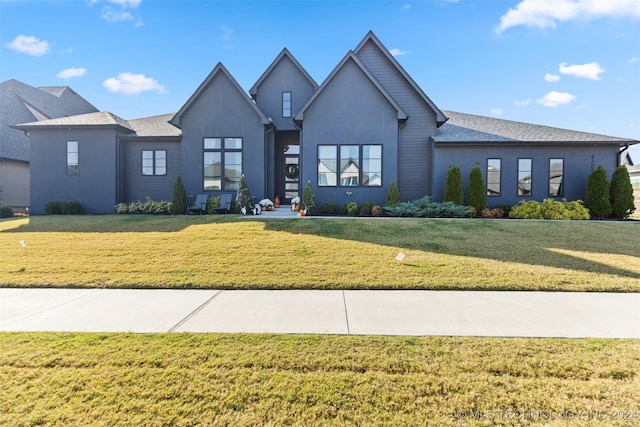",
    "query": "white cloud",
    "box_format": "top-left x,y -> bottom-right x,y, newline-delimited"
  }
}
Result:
559,62 -> 605,80
90,0 -> 141,7
102,8 -> 134,22
514,99 -> 531,106
403,4 -> 411,10
56,68 -> 87,79
5,35 -> 50,56
220,25 -> 233,41
544,73 -> 561,82
536,91 -> 576,107
389,48 -> 409,57
490,108 -> 504,116
102,72 -> 166,95
629,56 -> 640,63
495,0 -> 640,33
